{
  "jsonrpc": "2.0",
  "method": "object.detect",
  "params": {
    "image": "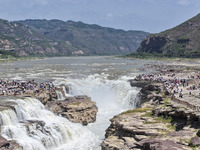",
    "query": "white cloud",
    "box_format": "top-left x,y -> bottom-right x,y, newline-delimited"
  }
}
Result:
177,0 -> 190,6
106,13 -> 113,20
